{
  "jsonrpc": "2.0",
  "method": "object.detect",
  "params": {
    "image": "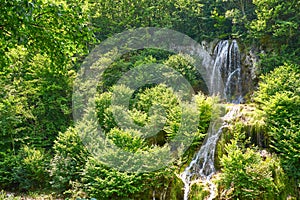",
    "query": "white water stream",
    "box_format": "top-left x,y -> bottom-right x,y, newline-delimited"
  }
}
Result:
180,106 -> 240,200
180,40 -> 243,199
